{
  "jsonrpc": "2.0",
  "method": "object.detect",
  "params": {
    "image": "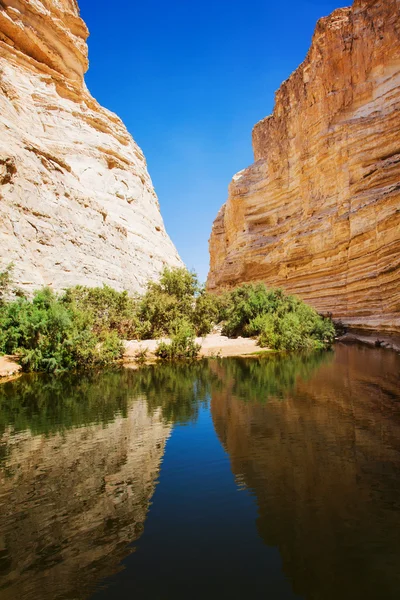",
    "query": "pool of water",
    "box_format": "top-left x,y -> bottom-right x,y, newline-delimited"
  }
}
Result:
0,345 -> 399,599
